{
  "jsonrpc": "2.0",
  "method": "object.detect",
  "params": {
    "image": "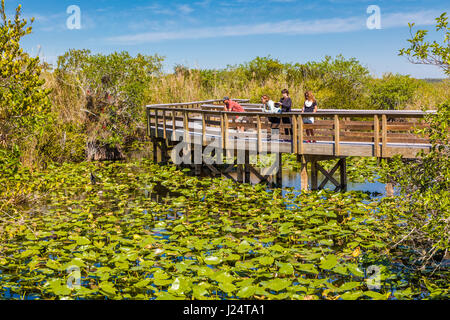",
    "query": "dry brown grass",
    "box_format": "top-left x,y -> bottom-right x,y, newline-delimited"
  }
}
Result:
42,71 -> 87,124
147,73 -> 308,108
409,79 -> 450,110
